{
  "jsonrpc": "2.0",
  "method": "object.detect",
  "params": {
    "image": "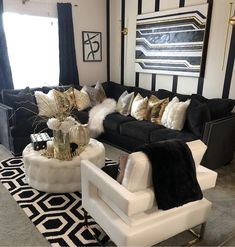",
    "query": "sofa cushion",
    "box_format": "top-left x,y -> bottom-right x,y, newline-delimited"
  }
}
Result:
207,98 -> 235,120
155,89 -> 174,100
120,121 -> 163,142
150,128 -> 197,143
10,116 -> 49,137
103,113 -> 135,132
186,98 -> 211,137
173,92 -> 190,101
71,109 -> 89,124
131,87 -> 153,98
103,81 -> 132,101
2,87 -> 38,122
191,94 -> 235,120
